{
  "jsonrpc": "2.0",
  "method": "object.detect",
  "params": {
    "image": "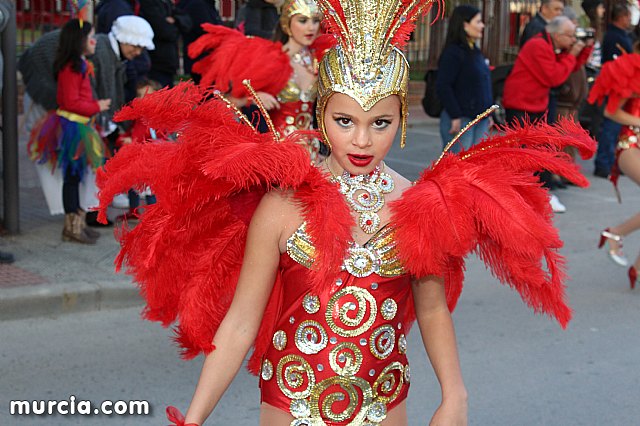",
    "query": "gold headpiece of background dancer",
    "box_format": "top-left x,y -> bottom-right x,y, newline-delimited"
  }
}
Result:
280,0 -> 321,34
316,0 -> 442,148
